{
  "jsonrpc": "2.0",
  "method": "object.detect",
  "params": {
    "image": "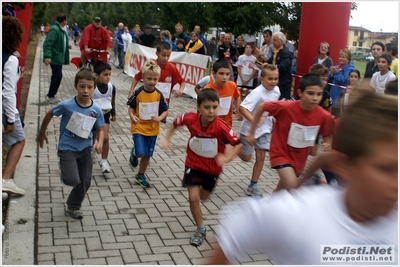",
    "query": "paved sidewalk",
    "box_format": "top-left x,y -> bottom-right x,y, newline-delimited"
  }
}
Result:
3,36 -> 289,265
